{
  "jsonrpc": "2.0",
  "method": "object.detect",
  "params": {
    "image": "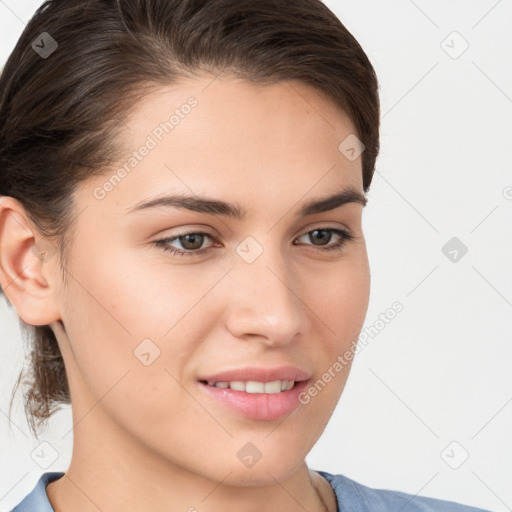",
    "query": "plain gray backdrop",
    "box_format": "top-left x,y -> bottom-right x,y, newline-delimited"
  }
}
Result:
1,1 -> 511,511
